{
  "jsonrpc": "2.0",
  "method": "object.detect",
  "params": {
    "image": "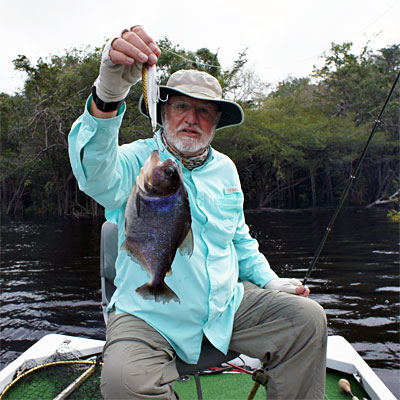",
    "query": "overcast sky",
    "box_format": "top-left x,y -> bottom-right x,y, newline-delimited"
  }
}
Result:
1,0 -> 399,95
